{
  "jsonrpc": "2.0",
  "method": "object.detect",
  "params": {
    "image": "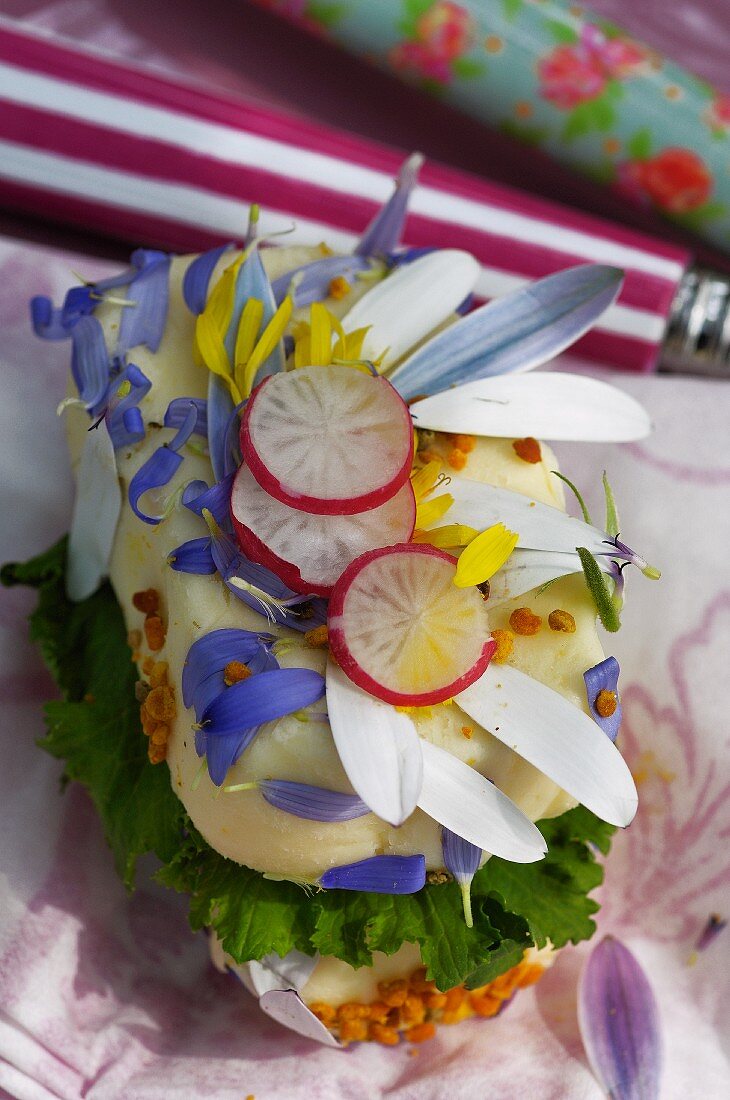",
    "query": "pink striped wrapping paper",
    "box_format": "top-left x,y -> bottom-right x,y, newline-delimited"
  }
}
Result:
0,19 -> 691,373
